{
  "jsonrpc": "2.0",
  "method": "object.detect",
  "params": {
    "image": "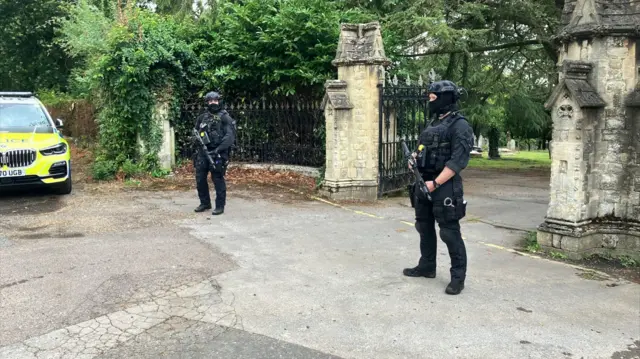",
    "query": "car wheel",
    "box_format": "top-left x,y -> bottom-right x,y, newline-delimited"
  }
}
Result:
54,176 -> 72,195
